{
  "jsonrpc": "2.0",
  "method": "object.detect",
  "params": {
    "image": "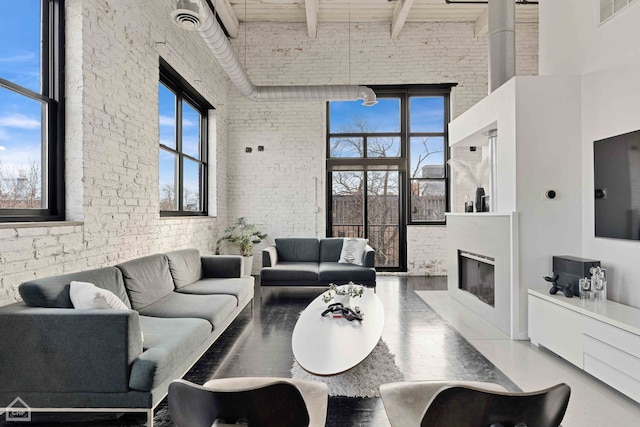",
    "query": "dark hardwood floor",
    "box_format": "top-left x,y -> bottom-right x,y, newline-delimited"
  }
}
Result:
5,276 -> 519,427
